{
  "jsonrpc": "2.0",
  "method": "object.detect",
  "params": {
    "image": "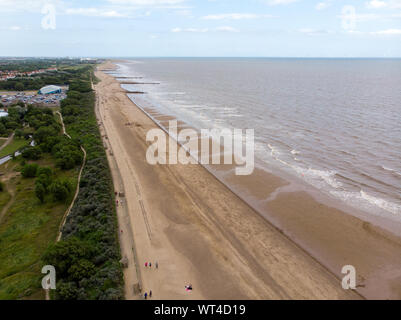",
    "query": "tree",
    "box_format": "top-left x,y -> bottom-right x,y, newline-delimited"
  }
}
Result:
37,166 -> 53,178
0,123 -> 6,136
34,126 -> 58,144
35,182 -> 46,203
15,129 -> 23,139
15,82 -> 24,91
21,163 -> 38,178
56,282 -> 79,300
67,259 -> 95,281
22,146 -> 42,160
43,237 -> 94,277
49,180 -> 70,202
